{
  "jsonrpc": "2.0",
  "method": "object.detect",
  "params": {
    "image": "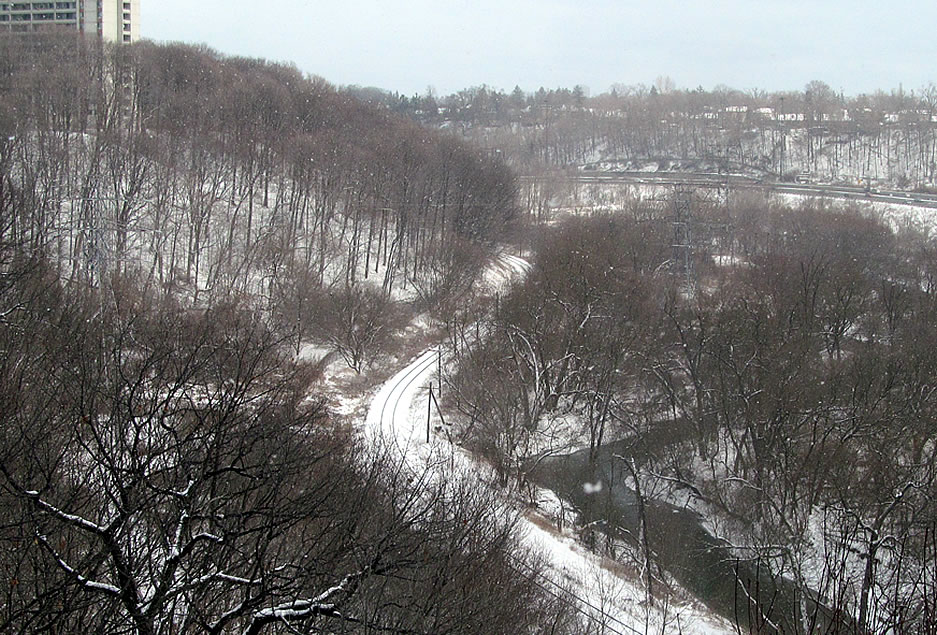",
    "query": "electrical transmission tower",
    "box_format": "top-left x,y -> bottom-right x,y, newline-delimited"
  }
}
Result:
671,185 -> 694,289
